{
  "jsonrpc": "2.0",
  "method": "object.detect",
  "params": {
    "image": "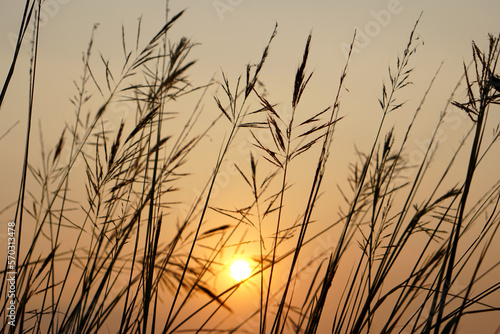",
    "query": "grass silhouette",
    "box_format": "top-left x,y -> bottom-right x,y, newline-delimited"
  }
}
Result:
1,5 -> 500,334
